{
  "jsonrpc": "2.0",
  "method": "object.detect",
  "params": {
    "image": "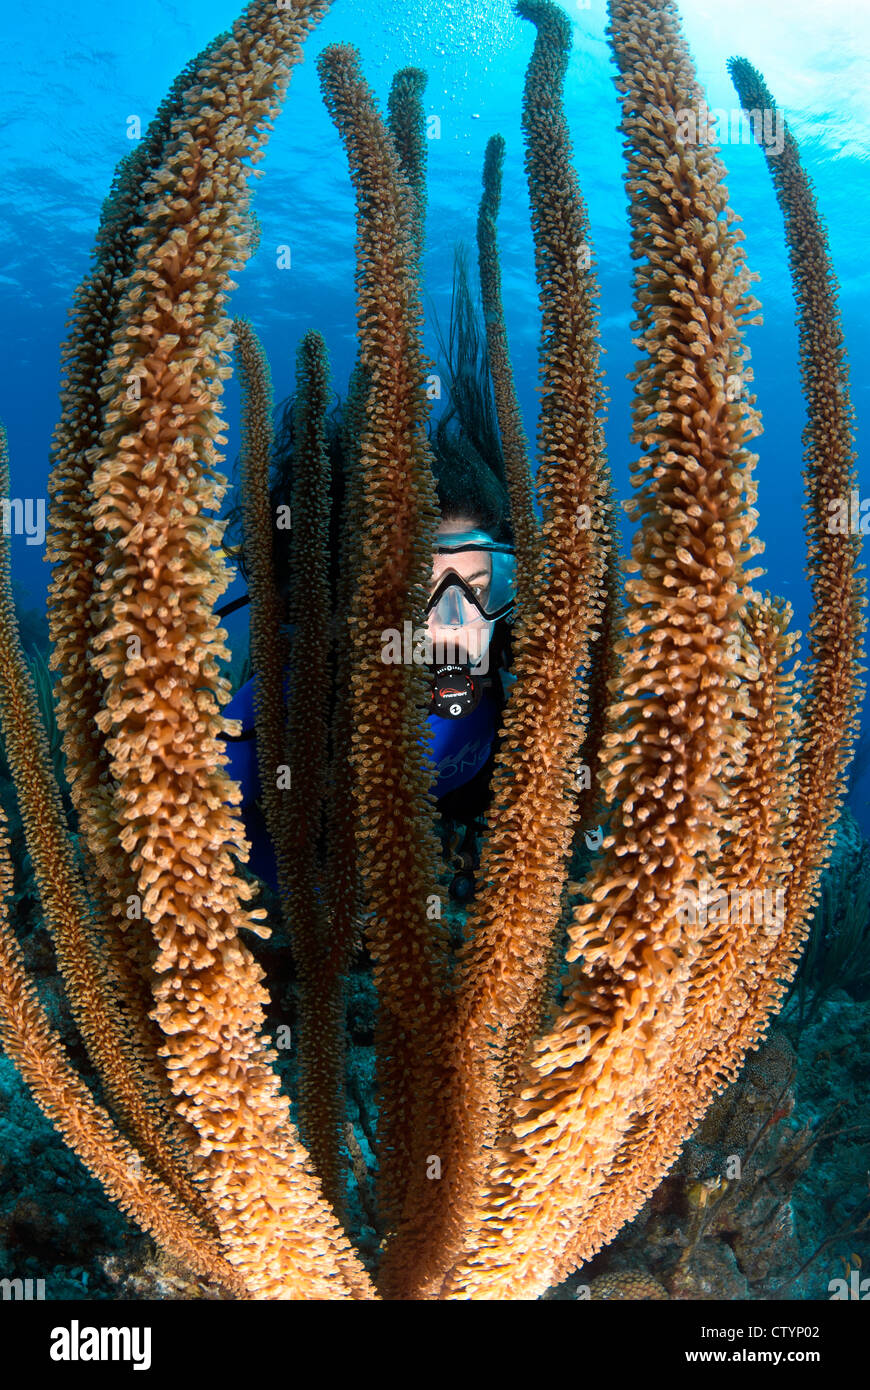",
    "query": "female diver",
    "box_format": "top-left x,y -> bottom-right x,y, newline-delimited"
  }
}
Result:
220,492 -> 517,901
220,250 -> 517,898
